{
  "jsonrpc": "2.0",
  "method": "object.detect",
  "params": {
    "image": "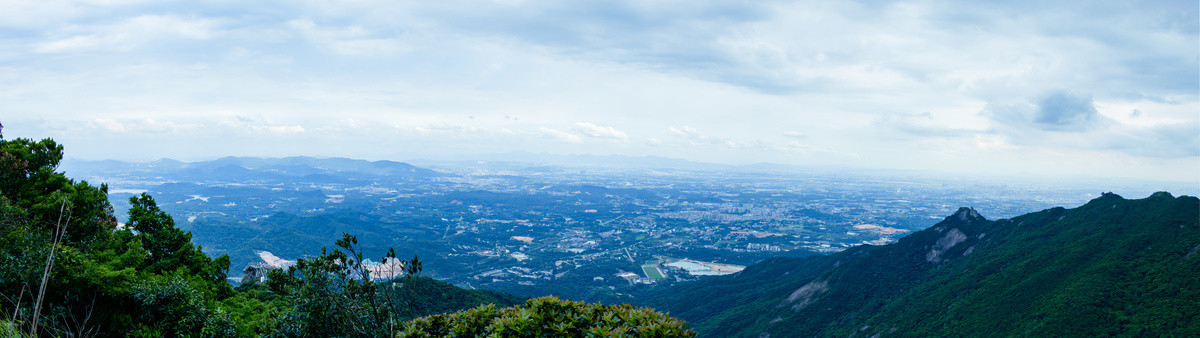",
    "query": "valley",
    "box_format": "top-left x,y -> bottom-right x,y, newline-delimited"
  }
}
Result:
61,156 -> 1183,302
